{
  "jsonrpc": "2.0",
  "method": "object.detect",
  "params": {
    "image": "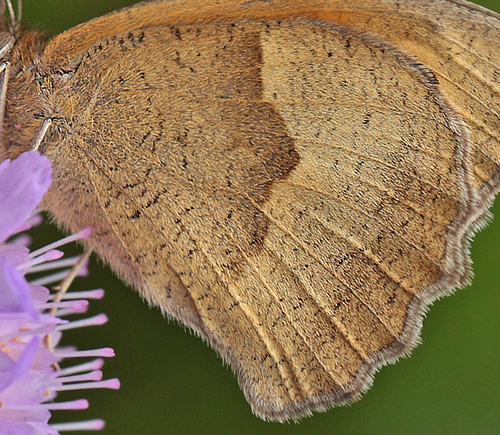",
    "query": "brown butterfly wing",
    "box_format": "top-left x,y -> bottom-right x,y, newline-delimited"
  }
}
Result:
32,15 -> 480,419
44,0 -> 500,198
4,0 -> 498,421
